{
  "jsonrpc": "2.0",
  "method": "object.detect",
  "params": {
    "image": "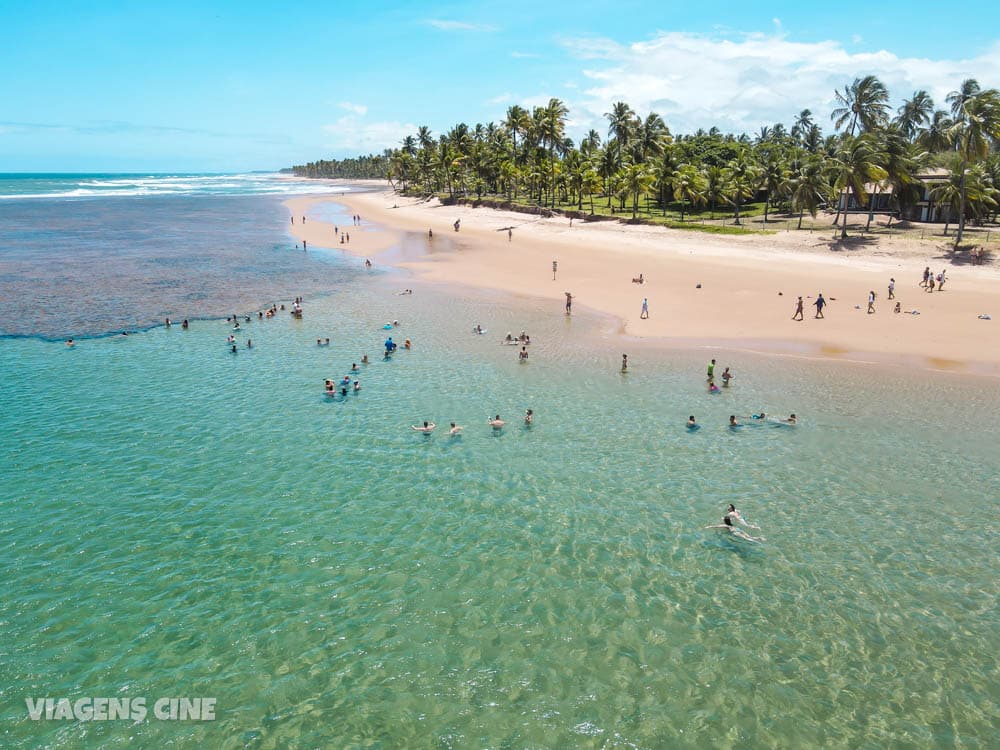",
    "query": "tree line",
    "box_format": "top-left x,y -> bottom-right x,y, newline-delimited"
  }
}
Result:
292,76 -> 1000,245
